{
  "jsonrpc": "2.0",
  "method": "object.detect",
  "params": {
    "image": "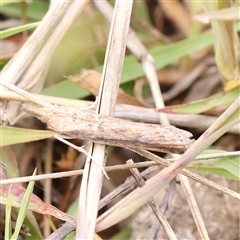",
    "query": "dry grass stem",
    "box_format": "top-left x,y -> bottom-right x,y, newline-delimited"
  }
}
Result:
127,159 -> 178,240
131,148 -> 240,201
195,151 -> 240,159
43,140 -> 53,237
176,152 -> 209,237
125,4 -> 212,234
1,148 -> 239,202
0,162 -> 160,186
178,174 -> 210,239
95,0 -> 168,125
54,135 -> 109,179
76,2 -> 133,238
0,81 -> 53,108
0,91 -> 92,108
99,165 -> 160,210
44,220 -> 76,240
